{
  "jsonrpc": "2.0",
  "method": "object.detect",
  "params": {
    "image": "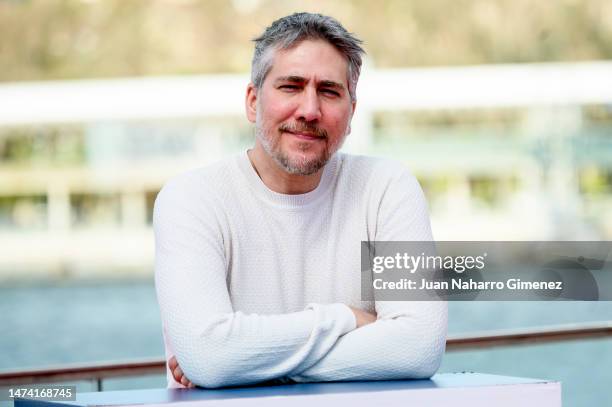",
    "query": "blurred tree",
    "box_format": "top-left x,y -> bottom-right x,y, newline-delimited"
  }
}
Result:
0,0 -> 611,82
